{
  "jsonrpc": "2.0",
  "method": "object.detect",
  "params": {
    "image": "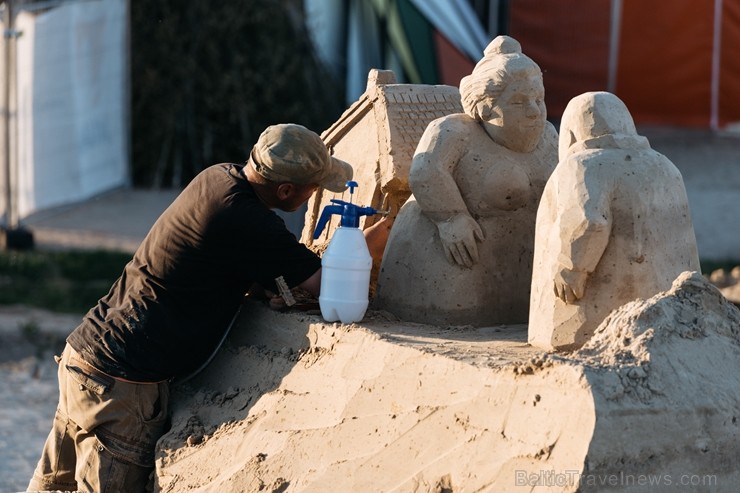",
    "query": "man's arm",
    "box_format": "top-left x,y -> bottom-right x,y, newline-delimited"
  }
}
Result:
270,213 -> 394,311
264,268 -> 320,310
298,268 -> 321,297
